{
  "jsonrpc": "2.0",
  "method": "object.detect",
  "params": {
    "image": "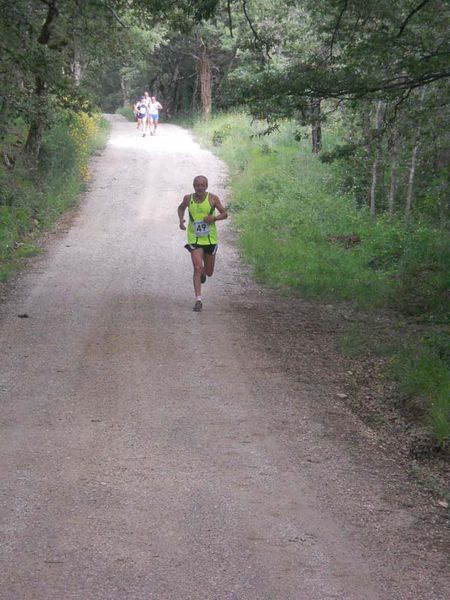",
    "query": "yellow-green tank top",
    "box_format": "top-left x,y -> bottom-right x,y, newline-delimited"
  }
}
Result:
187,193 -> 217,245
